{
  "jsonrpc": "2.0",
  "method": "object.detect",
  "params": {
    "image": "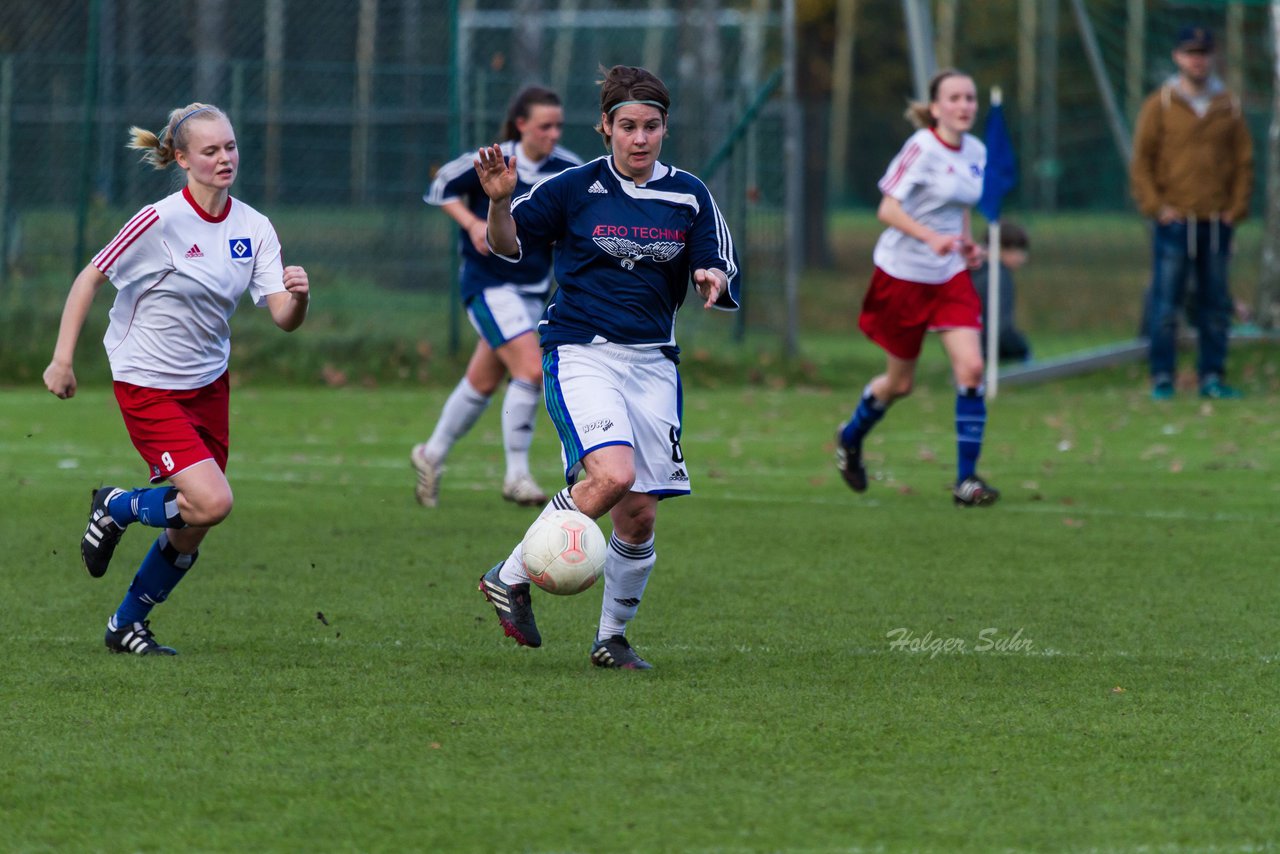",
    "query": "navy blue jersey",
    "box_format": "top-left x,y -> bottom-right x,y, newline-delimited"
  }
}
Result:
426,140 -> 581,302
505,156 -> 740,357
